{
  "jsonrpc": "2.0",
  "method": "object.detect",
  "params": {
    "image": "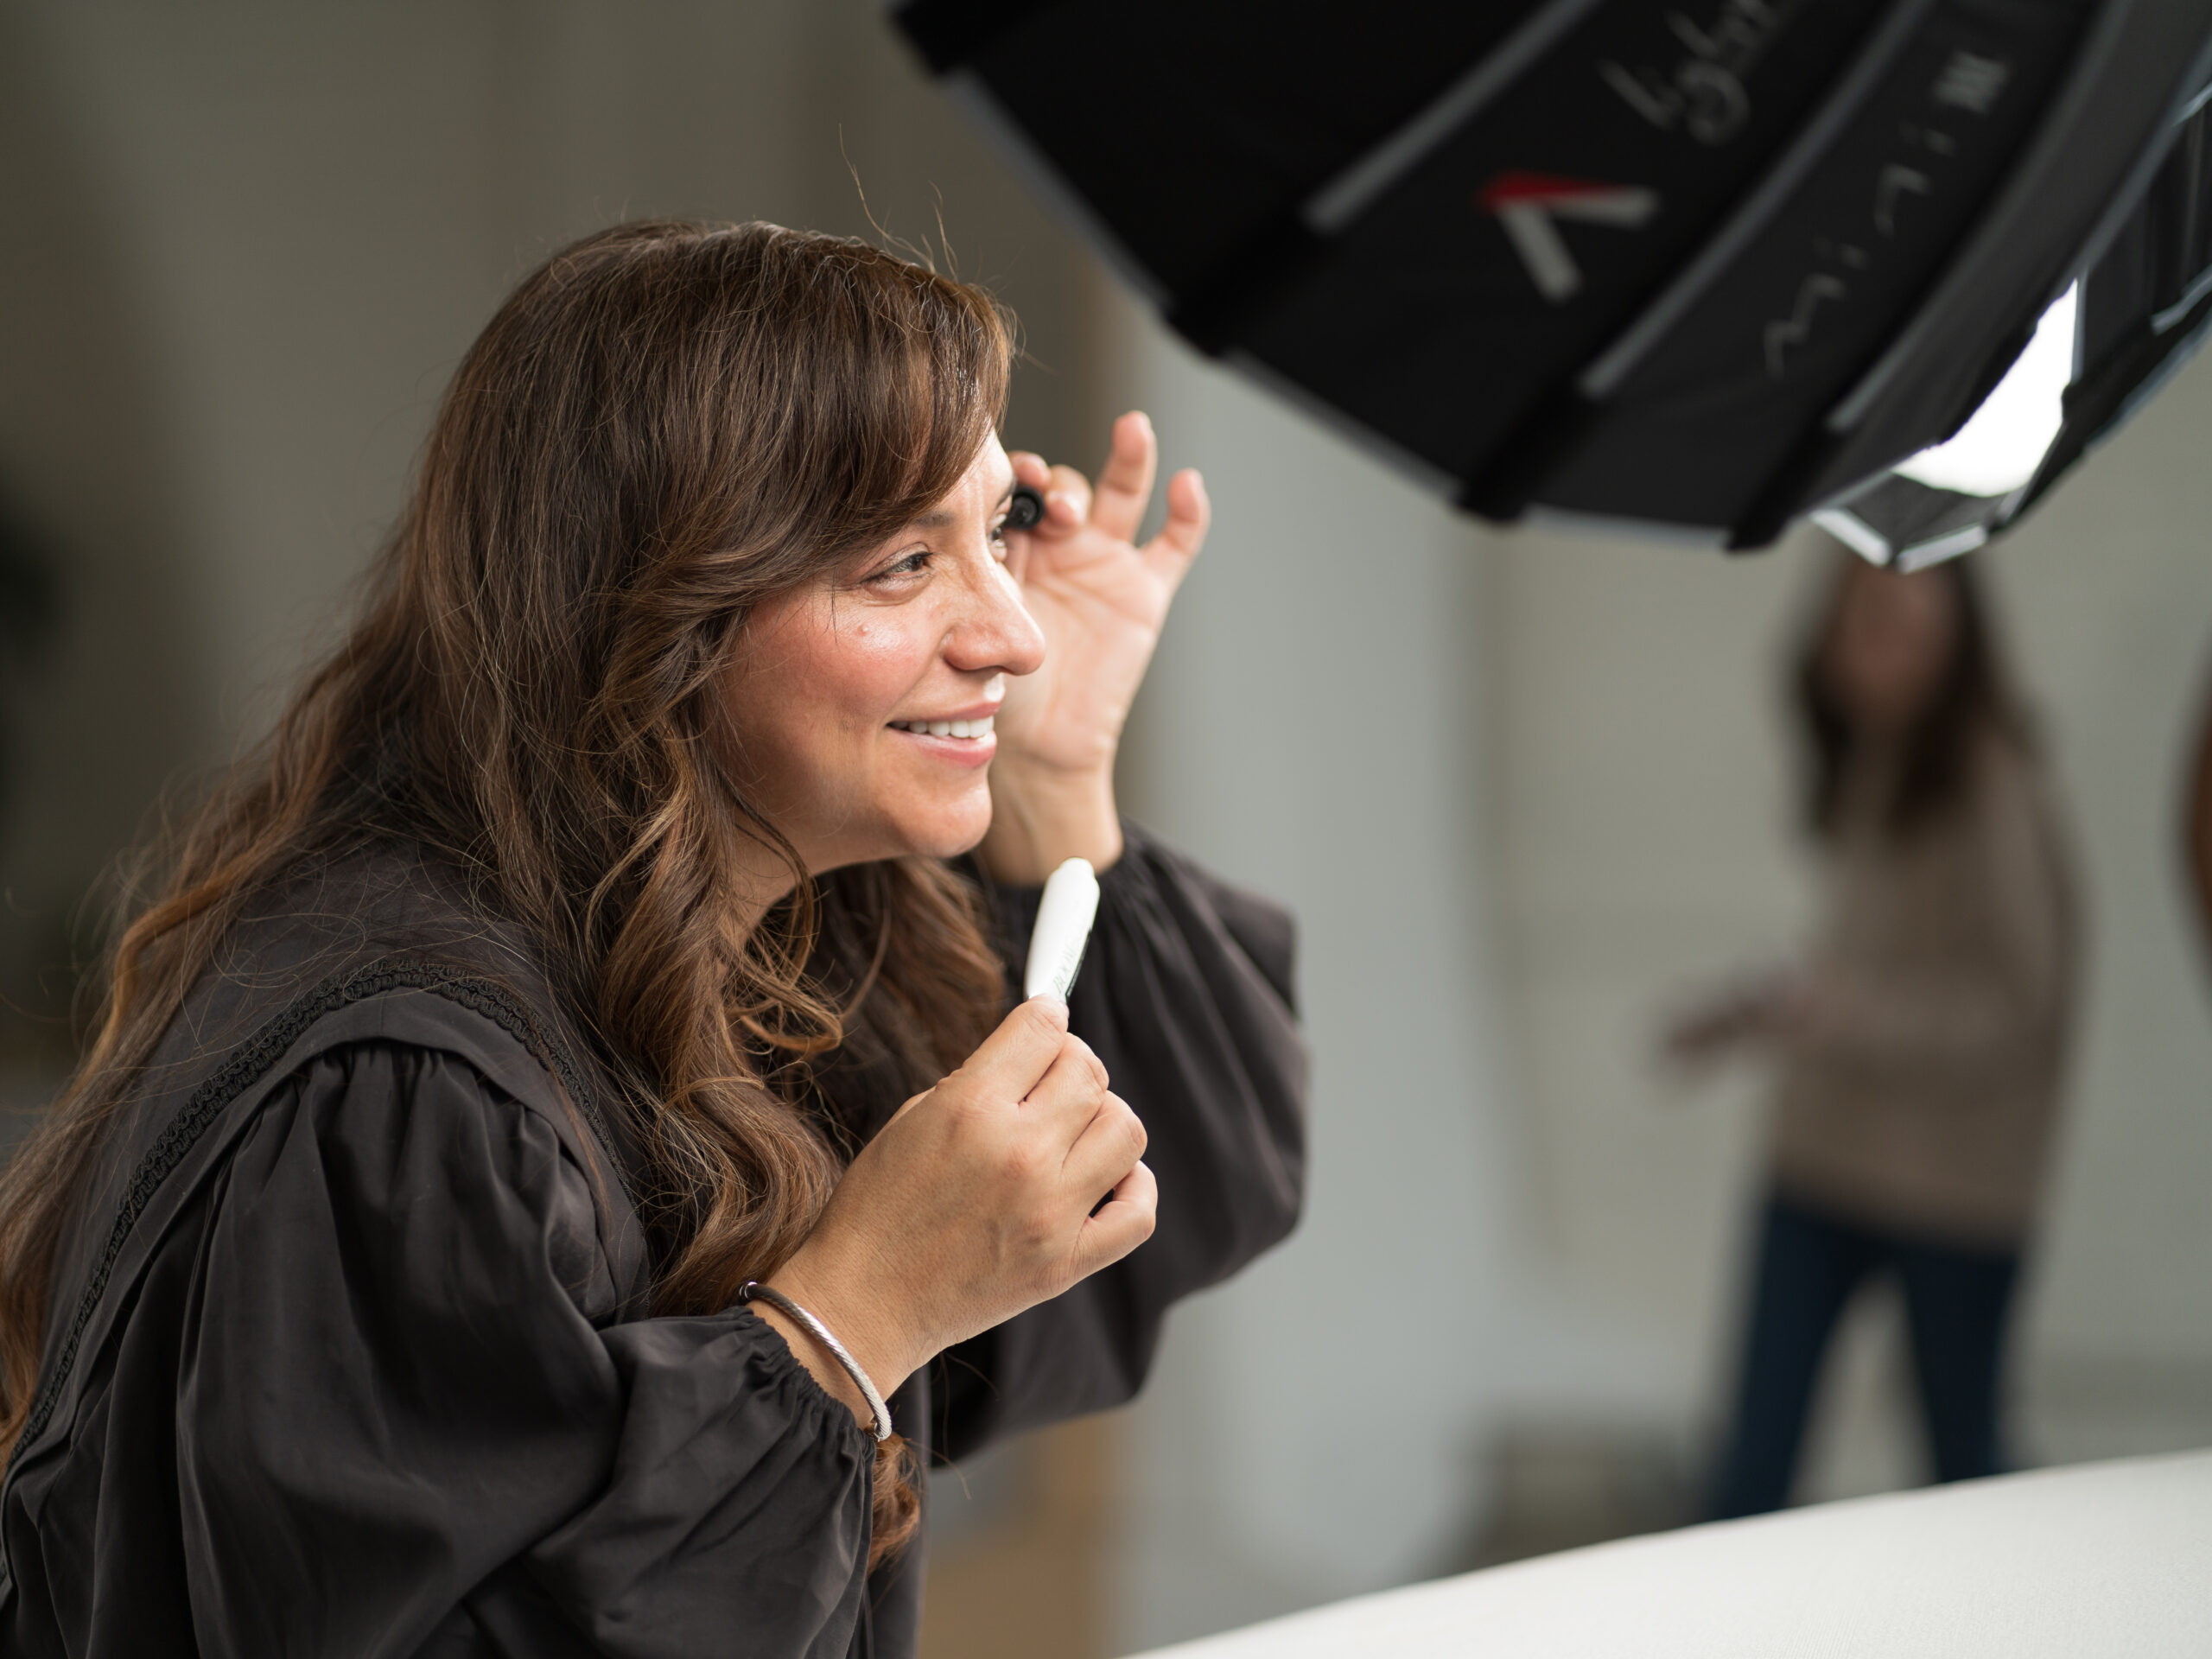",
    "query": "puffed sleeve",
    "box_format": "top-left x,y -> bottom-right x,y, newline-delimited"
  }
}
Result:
937,822 -> 1307,1458
176,1039 -> 874,1659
